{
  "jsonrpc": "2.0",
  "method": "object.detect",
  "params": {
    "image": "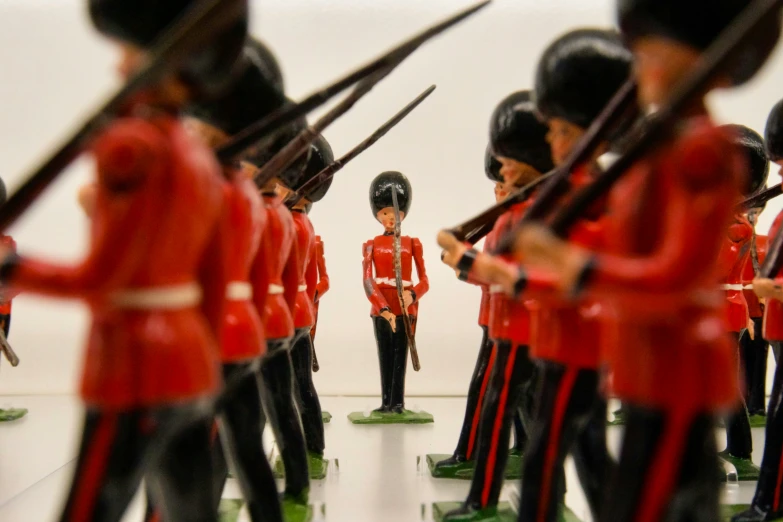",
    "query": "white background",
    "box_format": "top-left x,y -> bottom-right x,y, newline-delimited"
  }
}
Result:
1,0 -> 782,398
